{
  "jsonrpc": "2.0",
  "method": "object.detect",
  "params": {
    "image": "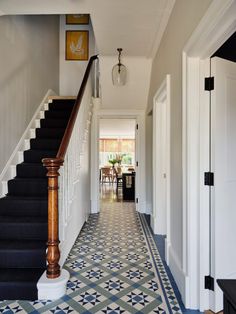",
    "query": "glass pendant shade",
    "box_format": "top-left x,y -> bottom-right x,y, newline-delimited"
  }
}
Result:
112,48 -> 127,86
112,63 -> 127,86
